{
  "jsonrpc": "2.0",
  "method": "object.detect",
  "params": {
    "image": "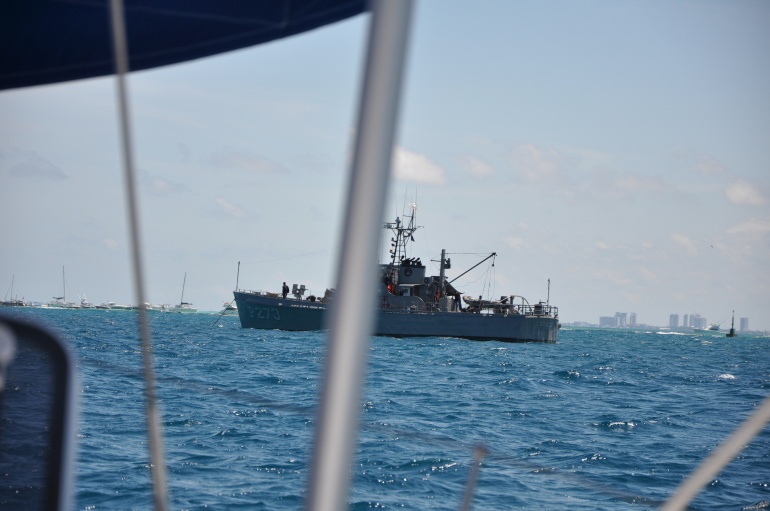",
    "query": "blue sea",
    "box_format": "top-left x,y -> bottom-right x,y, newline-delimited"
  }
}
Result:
2,308 -> 769,510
